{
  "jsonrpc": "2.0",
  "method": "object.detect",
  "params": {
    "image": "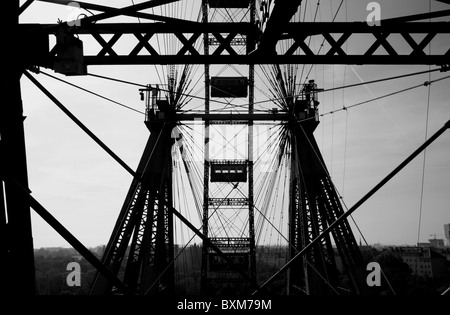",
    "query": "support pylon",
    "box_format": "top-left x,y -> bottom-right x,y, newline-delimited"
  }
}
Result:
90,111 -> 176,295
288,81 -> 365,295
2,0 -> 35,296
